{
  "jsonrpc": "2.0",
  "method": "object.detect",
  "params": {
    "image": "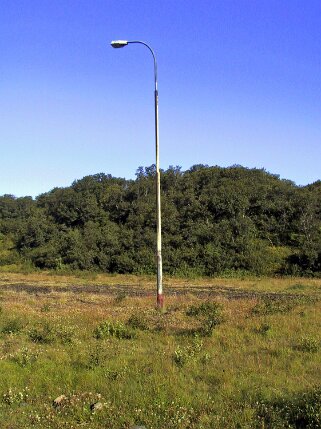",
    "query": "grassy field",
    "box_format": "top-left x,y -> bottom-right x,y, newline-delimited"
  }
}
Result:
0,272 -> 320,428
